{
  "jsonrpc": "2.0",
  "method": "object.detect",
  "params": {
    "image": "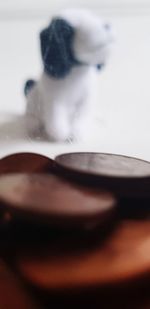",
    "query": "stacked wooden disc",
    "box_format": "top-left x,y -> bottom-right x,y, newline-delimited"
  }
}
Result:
55,152 -> 150,197
0,152 -> 149,308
